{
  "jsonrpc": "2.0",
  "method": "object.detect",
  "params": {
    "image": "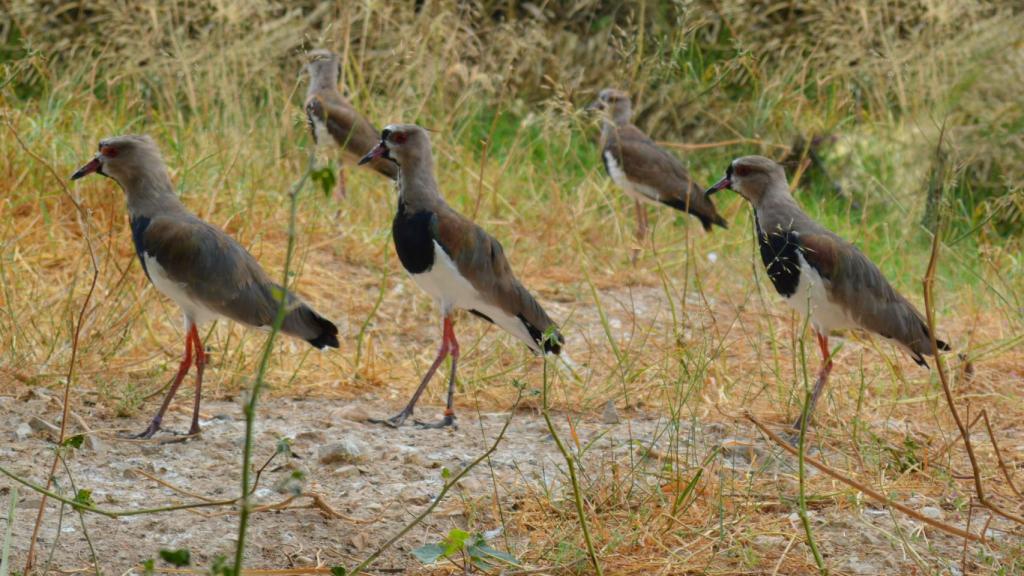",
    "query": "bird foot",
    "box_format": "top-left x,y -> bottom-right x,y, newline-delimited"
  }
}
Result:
128,420 -> 162,439
414,414 -> 457,430
368,410 -> 413,429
